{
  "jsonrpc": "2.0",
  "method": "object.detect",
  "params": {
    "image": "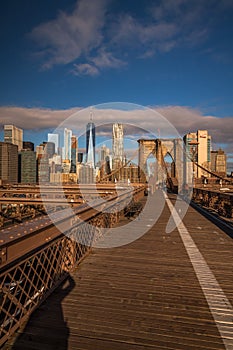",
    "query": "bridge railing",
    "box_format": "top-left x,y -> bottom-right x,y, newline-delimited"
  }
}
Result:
0,184 -> 118,228
0,185 -> 145,347
192,187 -> 233,218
